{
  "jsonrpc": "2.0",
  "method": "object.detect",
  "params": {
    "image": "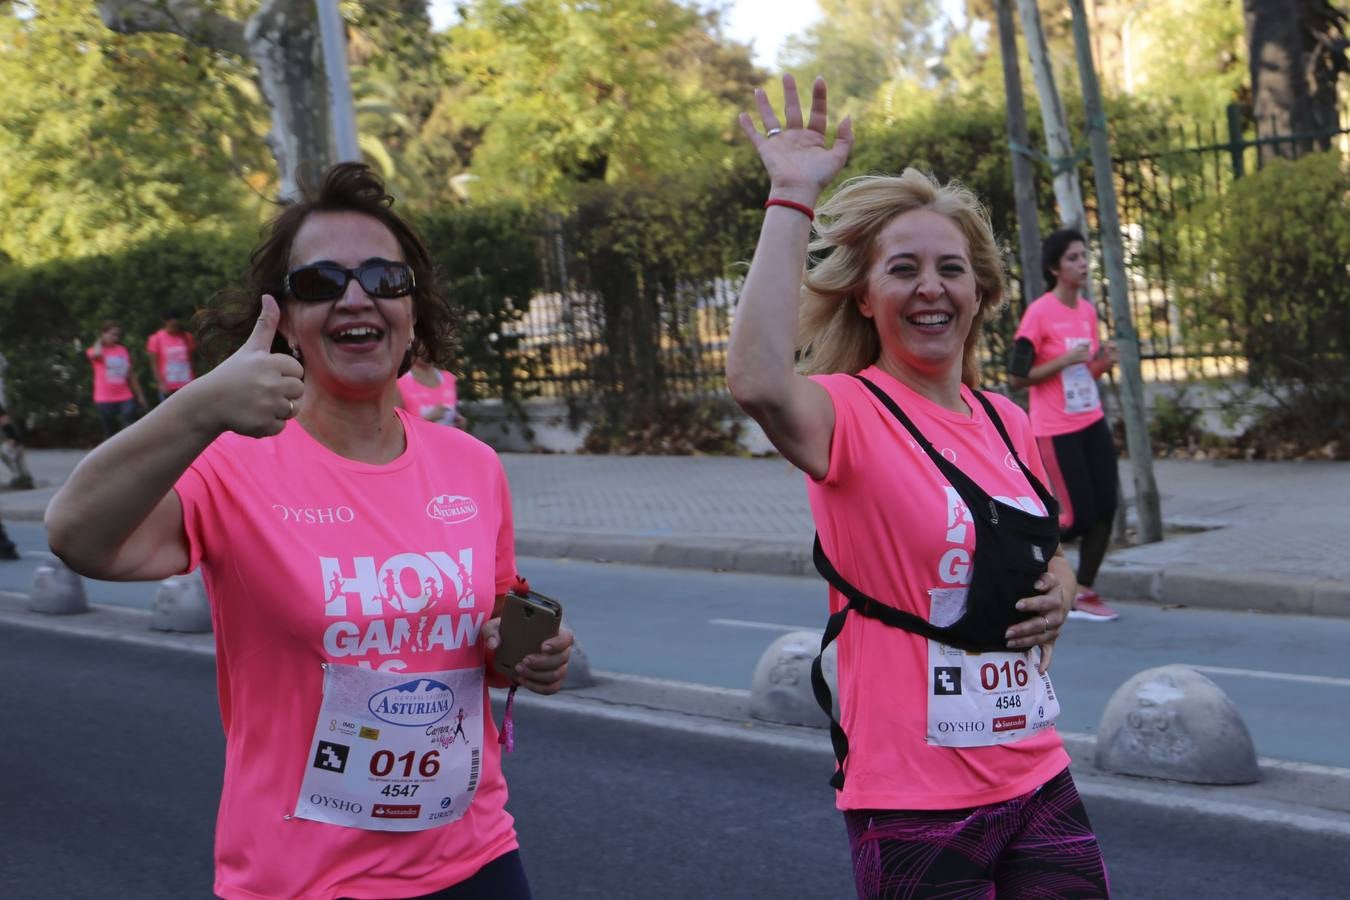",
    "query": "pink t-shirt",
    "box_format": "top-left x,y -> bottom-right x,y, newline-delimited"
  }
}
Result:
808,366 -> 1070,811
175,409 -> 519,899
1013,292 -> 1105,437
399,370 -> 459,427
146,329 -> 196,390
86,343 -> 134,403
